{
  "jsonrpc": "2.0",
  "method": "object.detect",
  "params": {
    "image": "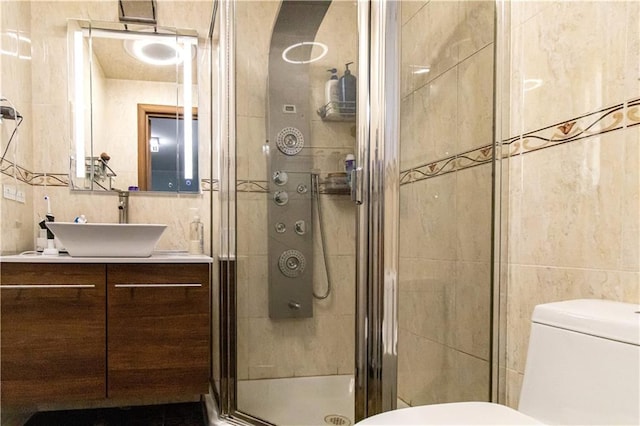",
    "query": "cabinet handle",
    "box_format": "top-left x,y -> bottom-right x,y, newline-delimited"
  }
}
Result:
0,284 -> 96,289
114,283 -> 202,288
